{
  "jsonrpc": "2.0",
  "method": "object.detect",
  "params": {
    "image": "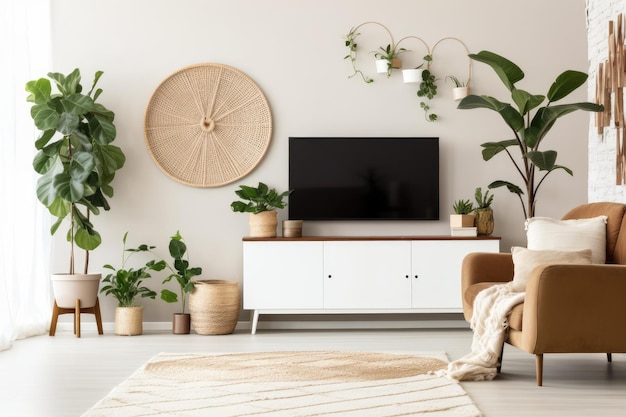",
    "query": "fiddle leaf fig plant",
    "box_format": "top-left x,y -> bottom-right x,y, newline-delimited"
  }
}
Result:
26,69 -> 126,274
458,51 -> 603,219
